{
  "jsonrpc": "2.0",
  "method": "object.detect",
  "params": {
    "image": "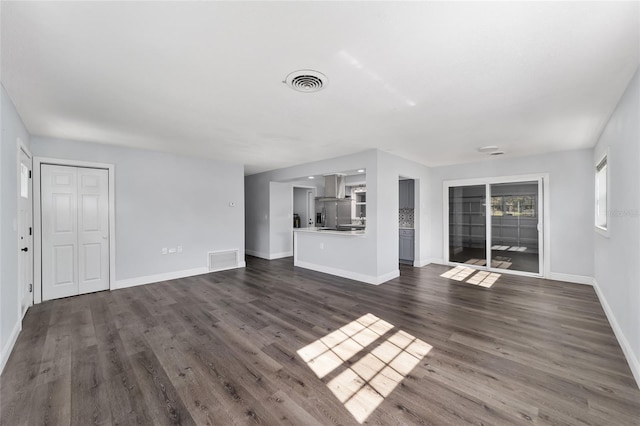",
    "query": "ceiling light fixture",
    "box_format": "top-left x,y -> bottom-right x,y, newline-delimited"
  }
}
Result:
308,176 -> 315,179
357,169 -> 365,173
478,146 -> 499,153
284,70 -> 328,93
490,151 -> 505,156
